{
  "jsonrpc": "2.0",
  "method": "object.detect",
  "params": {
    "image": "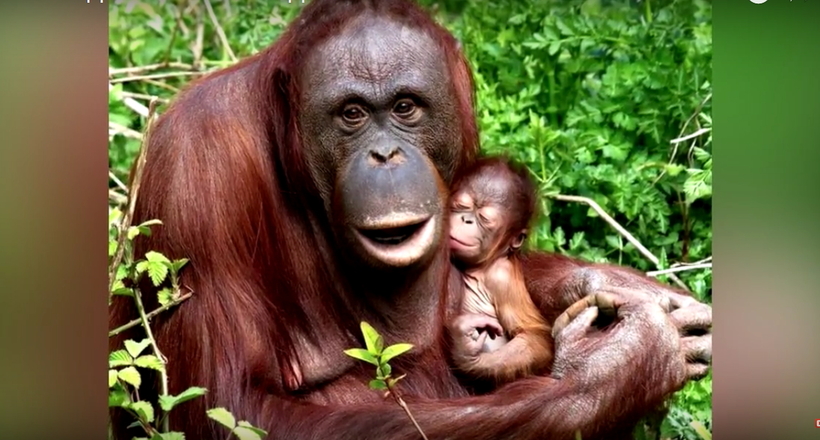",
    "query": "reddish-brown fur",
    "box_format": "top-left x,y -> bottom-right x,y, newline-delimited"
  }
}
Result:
109,1 -> 705,439
448,158 -> 554,384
